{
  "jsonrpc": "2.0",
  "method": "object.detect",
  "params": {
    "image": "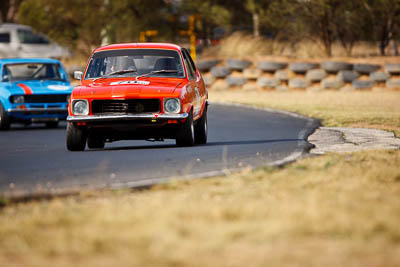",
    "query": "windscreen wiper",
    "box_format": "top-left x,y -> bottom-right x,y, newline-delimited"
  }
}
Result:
135,69 -> 178,80
93,69 -> 137,82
